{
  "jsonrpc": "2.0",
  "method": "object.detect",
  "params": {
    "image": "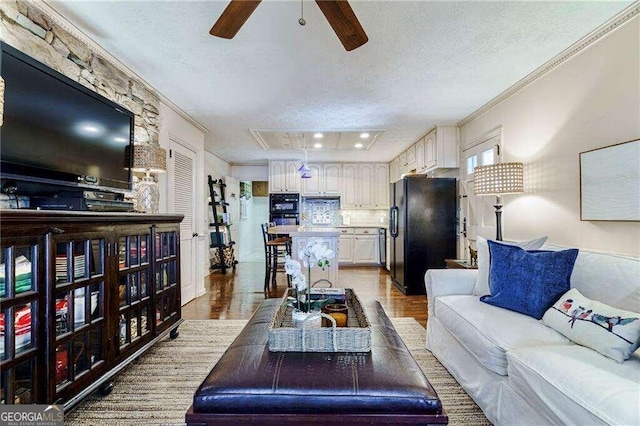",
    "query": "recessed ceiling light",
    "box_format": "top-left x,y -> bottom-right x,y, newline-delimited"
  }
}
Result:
354,143 -> 363,148
360,133 -> 370,139
314,143 -> 322,148
313,133 -> 323,138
